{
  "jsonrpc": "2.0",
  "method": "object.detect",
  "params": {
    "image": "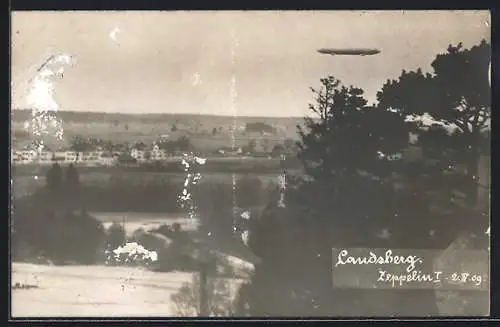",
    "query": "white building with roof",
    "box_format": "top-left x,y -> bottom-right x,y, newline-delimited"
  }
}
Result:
150,144 -> 167,161
130,148 -> 146,161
